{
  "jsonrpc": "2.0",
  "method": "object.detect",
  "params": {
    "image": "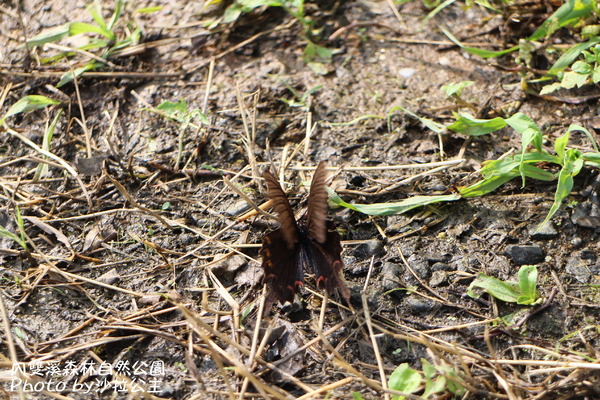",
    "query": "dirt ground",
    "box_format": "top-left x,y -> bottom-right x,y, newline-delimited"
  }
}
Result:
1,1 -> 600,399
